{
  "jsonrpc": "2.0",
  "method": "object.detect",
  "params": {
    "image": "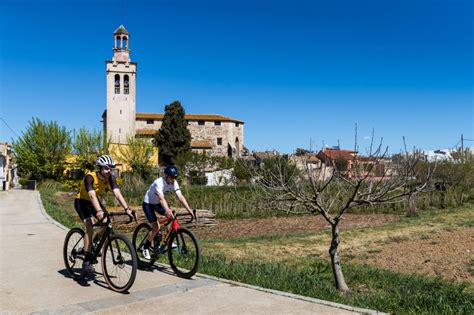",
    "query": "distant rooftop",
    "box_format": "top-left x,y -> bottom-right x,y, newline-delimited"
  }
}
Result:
136,112 -> 244,124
